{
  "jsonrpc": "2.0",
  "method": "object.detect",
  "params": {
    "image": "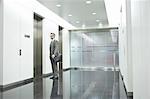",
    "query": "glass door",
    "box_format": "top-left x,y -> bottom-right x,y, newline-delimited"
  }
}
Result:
70,28 -> 119,68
